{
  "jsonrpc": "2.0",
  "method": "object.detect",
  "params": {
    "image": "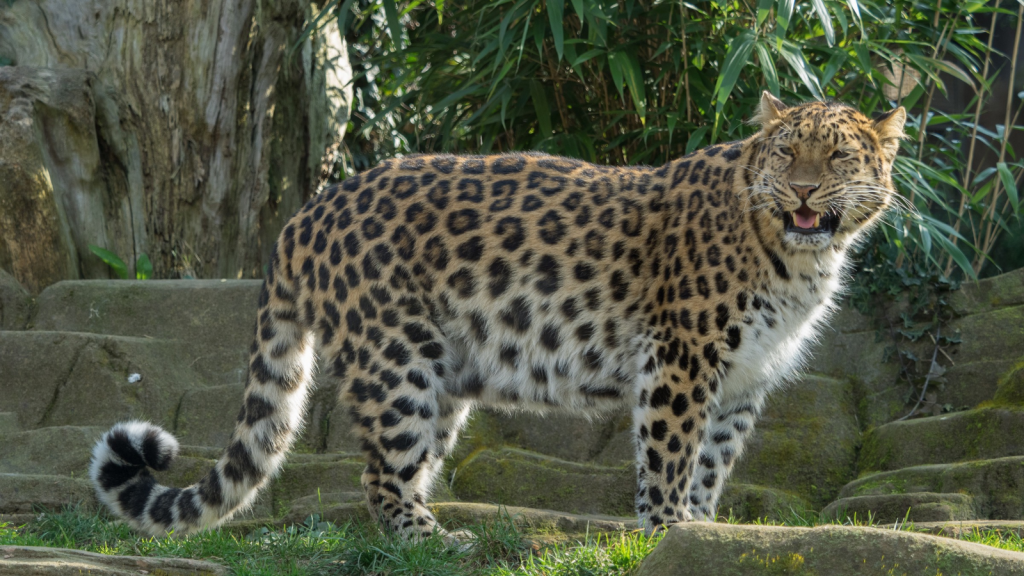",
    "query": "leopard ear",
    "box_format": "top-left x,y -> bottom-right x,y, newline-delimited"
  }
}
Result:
750,91 -> 787,125
872,106 -> 907,162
